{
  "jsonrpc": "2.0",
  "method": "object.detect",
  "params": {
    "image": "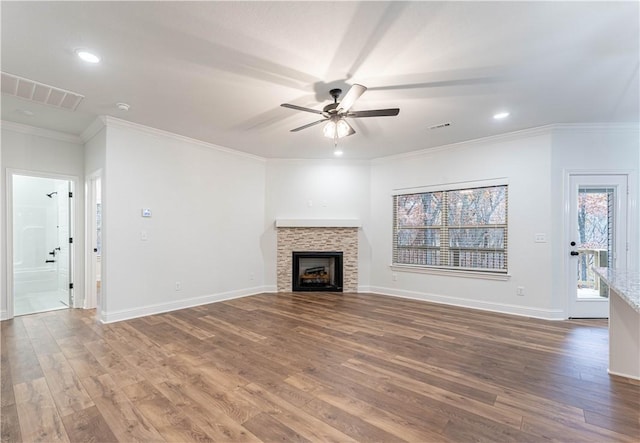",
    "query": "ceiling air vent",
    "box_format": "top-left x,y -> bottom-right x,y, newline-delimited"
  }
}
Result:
1,72 -> 84,111
429,122 -> 452,130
